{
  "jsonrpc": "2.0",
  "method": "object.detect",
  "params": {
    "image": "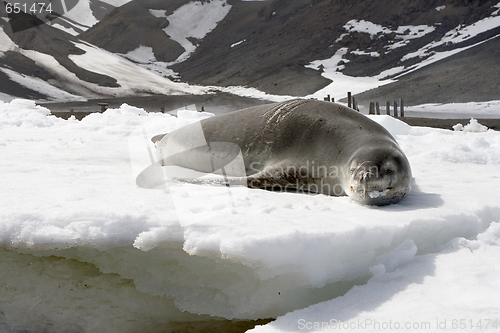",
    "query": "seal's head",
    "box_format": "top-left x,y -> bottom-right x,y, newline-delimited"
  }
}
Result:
346,146 -> 412,205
